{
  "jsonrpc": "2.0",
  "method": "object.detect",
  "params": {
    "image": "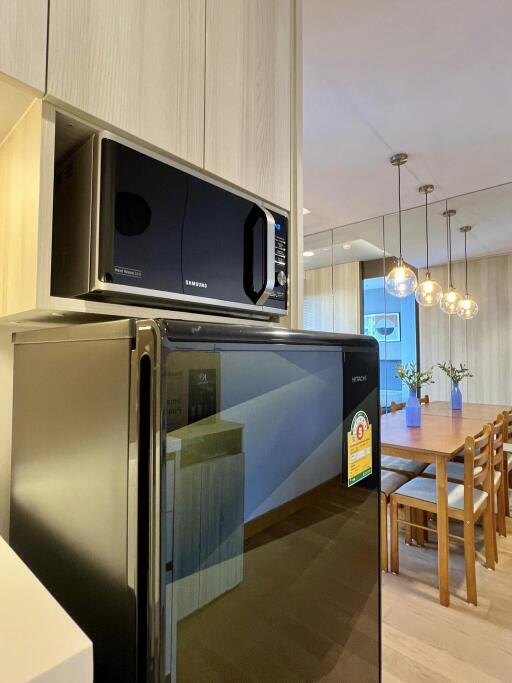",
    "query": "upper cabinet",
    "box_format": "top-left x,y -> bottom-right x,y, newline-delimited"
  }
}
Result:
0,0 -> 47,91
46,0 -> 294,207
204,0 -> 292,210
47,0 -> 206,167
